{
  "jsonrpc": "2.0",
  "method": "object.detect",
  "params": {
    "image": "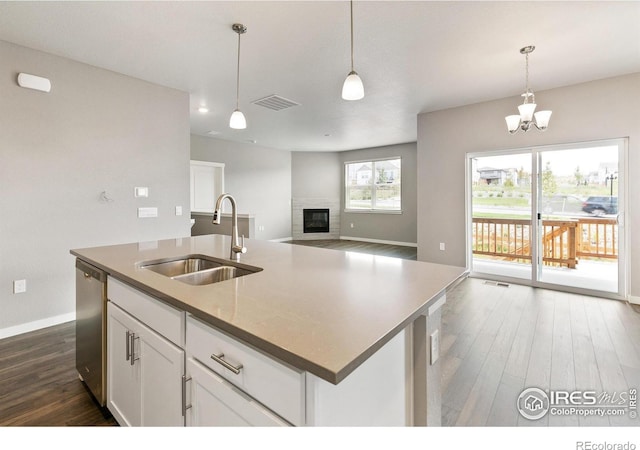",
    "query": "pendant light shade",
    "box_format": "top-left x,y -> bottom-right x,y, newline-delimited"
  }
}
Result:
229,109 -> 247,129
342,70 -> 364,100
230,23 -> 247,129
342,1 -> 364,101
